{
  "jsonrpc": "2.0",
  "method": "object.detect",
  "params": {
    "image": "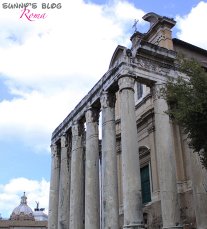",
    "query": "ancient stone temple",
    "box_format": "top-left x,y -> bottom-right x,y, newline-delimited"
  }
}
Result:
48,12 -> 207,229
